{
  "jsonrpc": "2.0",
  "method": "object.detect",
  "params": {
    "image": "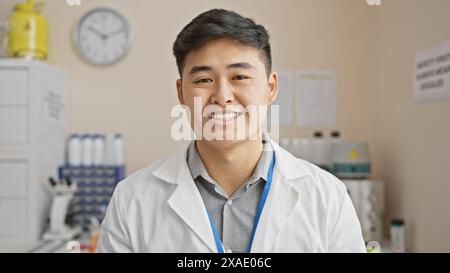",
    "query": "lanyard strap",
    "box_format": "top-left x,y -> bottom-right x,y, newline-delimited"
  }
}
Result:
206,151 -> 276,253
